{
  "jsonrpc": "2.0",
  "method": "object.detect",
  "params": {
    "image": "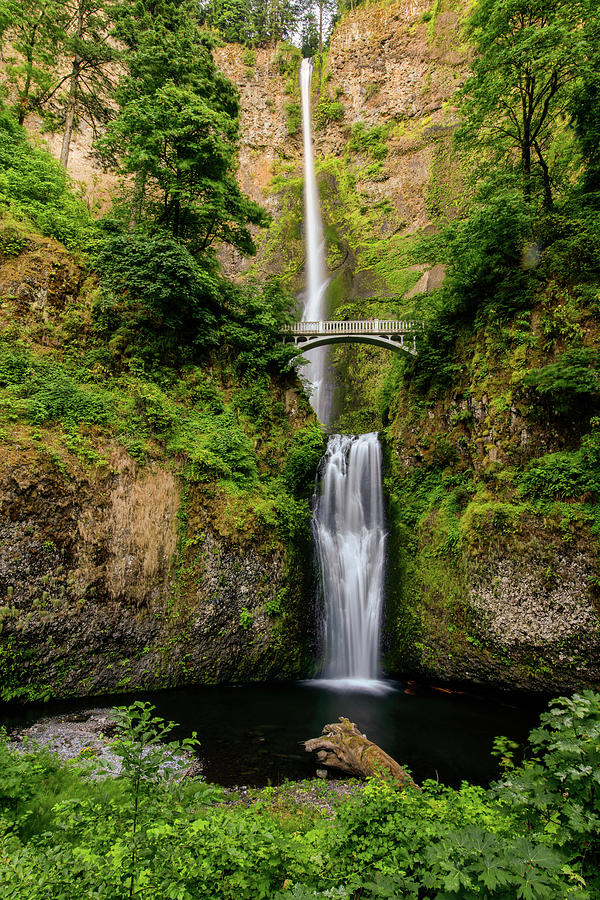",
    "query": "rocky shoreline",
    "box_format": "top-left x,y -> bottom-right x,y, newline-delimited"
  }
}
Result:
8,707 -> 198,777
6,706 -> 365,813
